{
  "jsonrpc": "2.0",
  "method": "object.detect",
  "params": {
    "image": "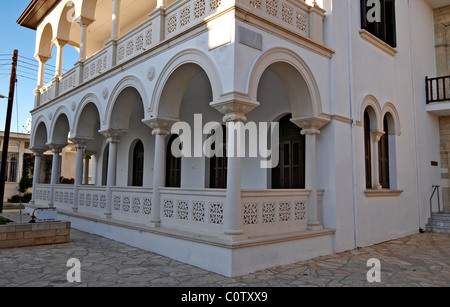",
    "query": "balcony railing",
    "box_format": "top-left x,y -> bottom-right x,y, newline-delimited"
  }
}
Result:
35,0 -> 325,108
426,75 -> 450,104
